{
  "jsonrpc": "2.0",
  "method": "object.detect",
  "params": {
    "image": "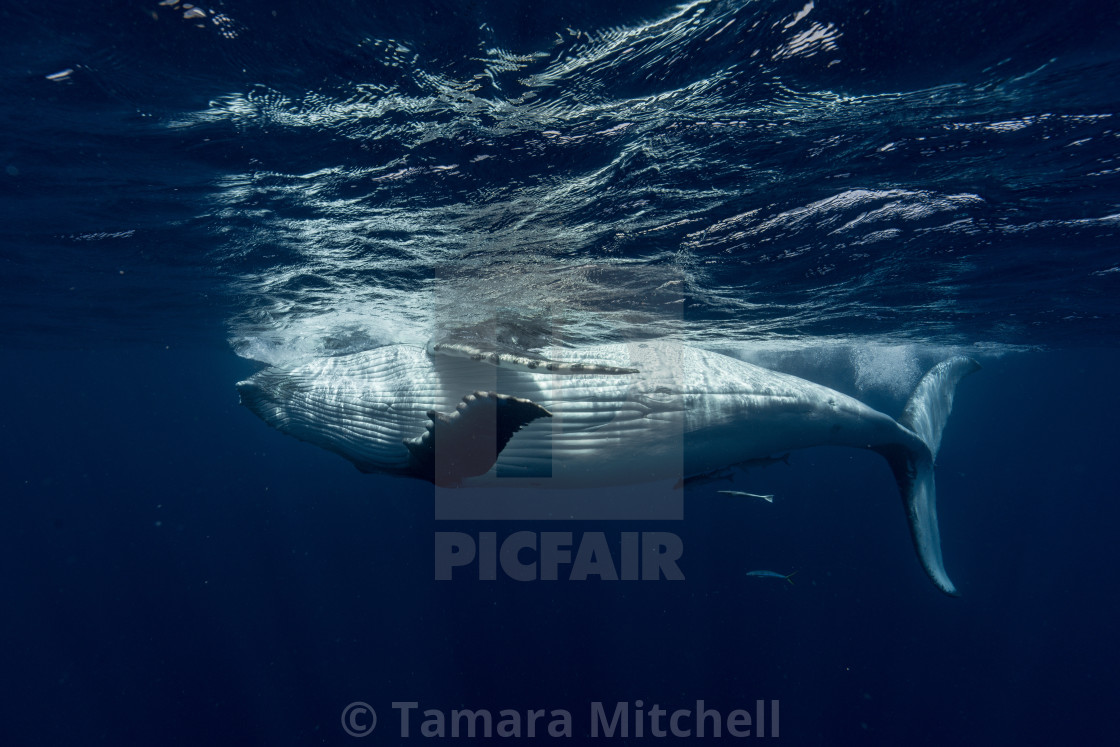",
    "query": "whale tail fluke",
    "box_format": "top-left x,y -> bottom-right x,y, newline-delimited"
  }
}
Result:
899,357 -> 982,462
877,357 -> 980,596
